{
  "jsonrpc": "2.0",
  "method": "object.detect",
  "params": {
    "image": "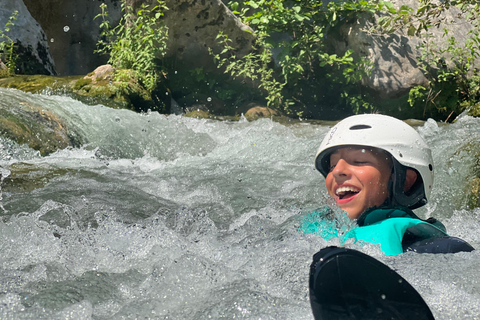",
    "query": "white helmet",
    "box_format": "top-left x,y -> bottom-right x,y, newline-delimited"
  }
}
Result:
315,114 -> 434,209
